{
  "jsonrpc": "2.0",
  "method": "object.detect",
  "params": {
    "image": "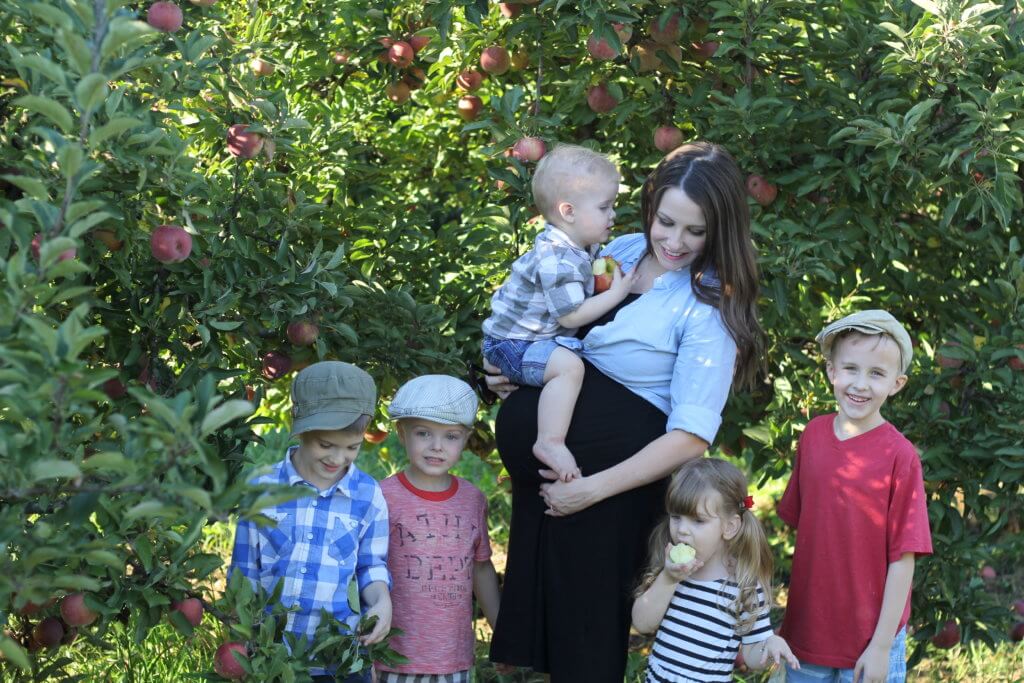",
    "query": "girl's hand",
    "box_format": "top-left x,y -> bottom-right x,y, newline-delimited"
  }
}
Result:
482,358 -> 518,399
662,542 -> 703,583
539,472 -> 599,516
758,635 -> 800,670
359,595 -> 392,645
853,641 -> 889,683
